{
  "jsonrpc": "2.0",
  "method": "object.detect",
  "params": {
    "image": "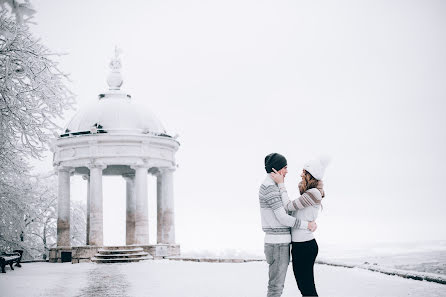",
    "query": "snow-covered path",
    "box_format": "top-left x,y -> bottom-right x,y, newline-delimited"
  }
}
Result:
1,260 -> 444,297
